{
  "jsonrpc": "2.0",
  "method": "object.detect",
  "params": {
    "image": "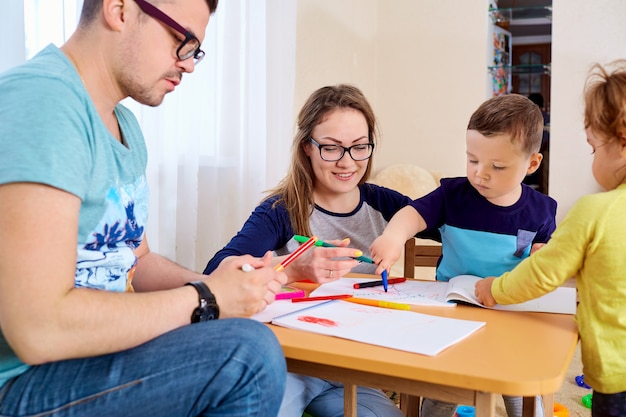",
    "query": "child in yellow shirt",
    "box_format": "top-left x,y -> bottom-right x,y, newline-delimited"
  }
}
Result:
476,60 -> 626,417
